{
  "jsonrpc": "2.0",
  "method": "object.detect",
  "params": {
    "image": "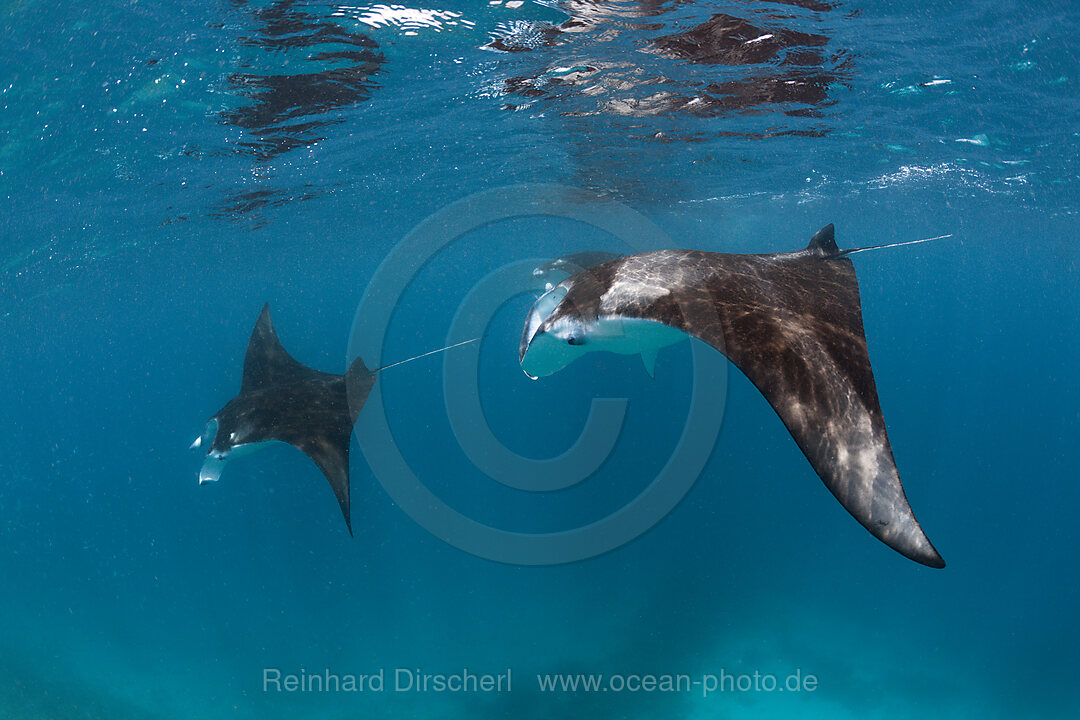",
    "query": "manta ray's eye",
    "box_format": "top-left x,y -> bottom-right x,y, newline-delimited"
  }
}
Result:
567,335 -> 587,346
